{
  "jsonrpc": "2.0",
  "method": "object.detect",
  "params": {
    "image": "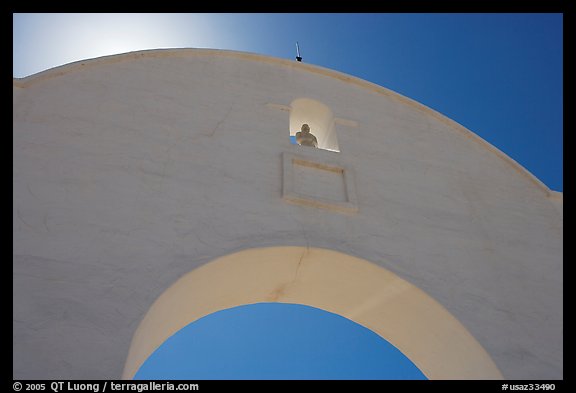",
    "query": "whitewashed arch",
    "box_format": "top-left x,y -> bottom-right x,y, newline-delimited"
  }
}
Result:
122,246 -> 503,380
